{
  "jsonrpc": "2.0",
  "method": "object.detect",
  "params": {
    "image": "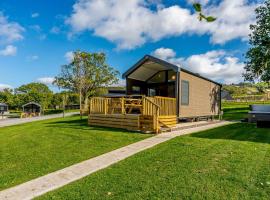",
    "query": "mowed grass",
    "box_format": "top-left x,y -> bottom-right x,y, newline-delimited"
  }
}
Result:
39,123 -> 270,200
222,101 -> 270,121
0,116 -> 151,190
222,107 -> 249,121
